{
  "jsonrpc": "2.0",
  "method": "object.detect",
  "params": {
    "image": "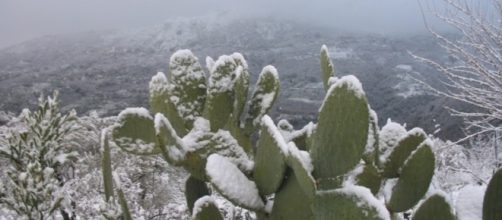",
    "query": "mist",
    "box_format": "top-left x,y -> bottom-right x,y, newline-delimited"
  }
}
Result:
0,0 -> 454,49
